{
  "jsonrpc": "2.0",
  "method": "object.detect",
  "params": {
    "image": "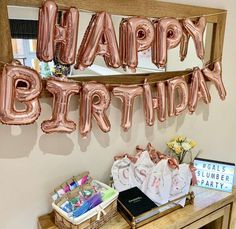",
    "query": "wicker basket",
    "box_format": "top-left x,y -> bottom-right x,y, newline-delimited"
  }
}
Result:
53,181 -> 118,229
55,200 -> 117,229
